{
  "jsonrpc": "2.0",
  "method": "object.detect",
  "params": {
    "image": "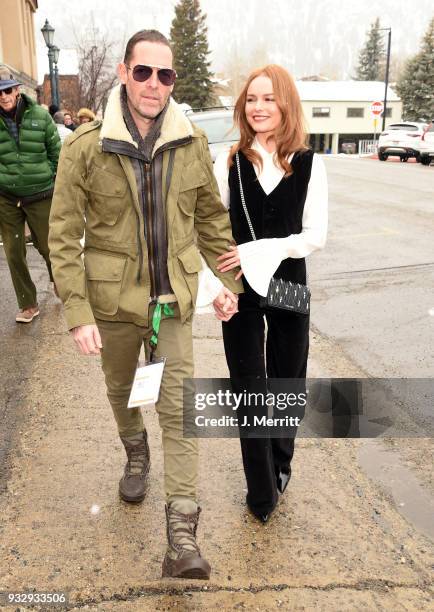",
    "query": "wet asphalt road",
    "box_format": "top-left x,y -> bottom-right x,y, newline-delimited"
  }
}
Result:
0,157 -> 433,610
310,155 -> 434,378
0,254 -> 51,494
